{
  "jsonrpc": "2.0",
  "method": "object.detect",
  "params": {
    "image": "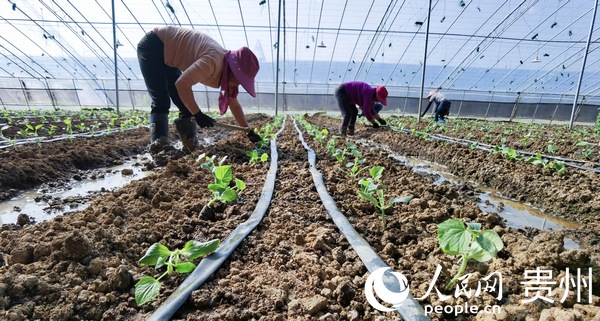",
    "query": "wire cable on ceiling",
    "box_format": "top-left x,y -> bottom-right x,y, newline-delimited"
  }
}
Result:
0,46 -> 41,78
355,0 -> 398,79
237,0 -> 250,47
308,0 -> 325,83
466,0 -> 571,92
179,0 -> 194,29
428,0 -> 513,86
207,0 -> 225,46
532,33 -> 600,95
293,0 -> 299,85
163,0 -> 182,26
40,0 -> 130,80
341,2 -> 376,82
9,1 -> 99,81
493,3 -> 585,92
65,0 -> 138,80
151,0 -> 169,25
439,0 -> 532,90
516,16 -> 598,95
119,0 -> 146,33
266,0 -> 276,81
0,17 -> 73,78
325,0 -> 349,84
